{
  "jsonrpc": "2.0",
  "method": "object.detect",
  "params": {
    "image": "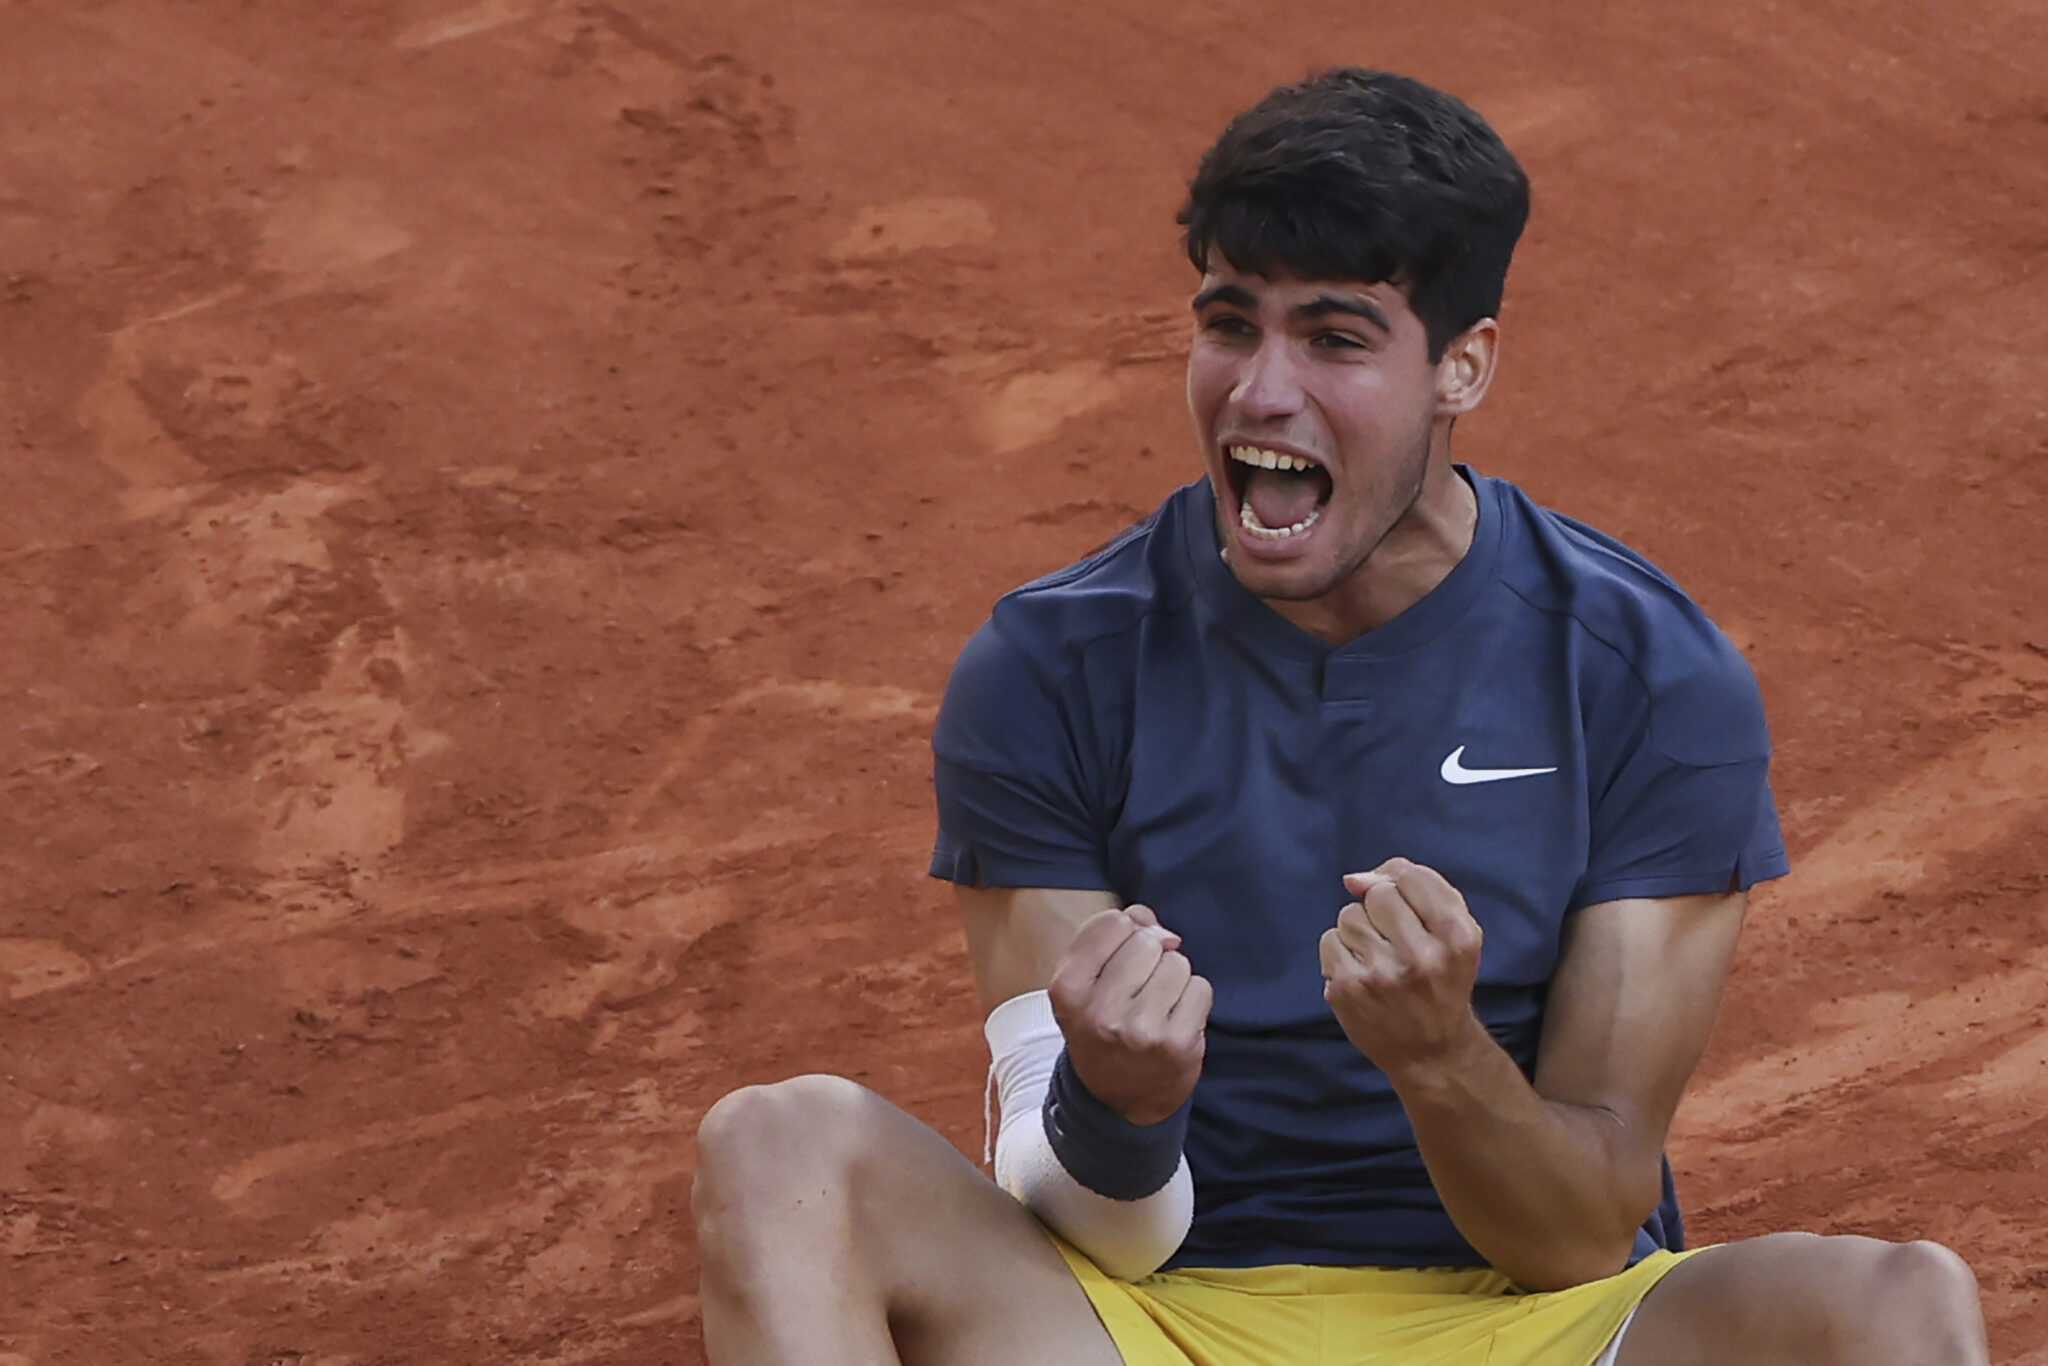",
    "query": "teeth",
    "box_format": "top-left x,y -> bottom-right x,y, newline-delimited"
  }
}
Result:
1239,499 -> 1323,539
1229,445 -> 1313,473
1229,445 -> 1326,540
